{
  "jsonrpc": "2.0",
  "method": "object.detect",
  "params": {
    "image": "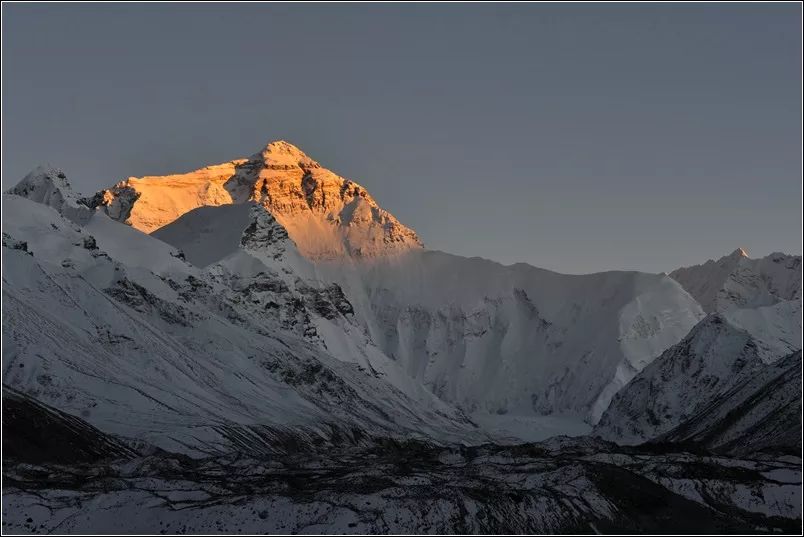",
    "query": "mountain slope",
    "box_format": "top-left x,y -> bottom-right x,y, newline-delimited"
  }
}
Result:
6,165 -> 94,224
656,350 -> 801,457
594,305 -> 802,446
